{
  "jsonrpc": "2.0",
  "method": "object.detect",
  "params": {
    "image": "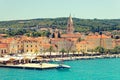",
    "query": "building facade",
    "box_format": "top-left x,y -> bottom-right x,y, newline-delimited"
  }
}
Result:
0,43 -> 8,55
85,34 -> 113,50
